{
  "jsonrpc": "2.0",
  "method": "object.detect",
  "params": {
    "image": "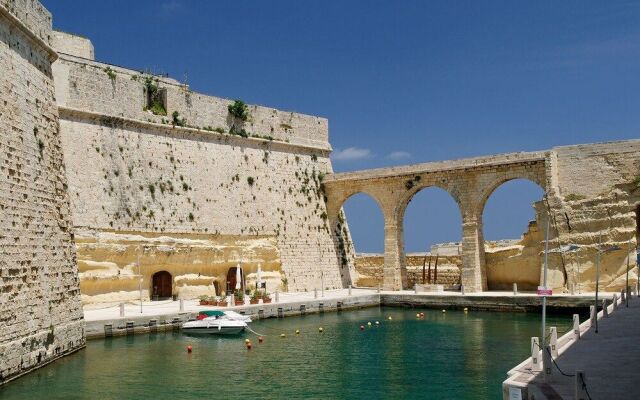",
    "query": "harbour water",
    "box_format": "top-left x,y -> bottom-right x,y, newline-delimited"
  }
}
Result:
0,307 -> 574,399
